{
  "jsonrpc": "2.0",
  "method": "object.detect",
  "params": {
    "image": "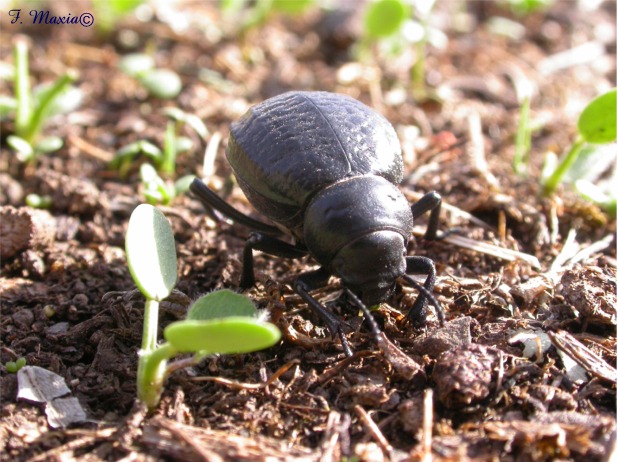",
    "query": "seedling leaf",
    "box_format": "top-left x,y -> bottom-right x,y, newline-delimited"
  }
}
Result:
364,0 -> 410,38
508,0 -> 554,15
175,136 -> 193,153
119,53 -> 155,76
138,69 -> 182,99
272,0 -> 314,14
35,136 -> 63,153
174,174 -> 196,195
140,163 -> 174,205
162,108 -> 208,140
7,135 -> 34,161
578,88 -> 617,144
0,95 -> 17,119
26,193 -> 52,209
164,318 -> 281,354
109,0 -> 143,14
33,83 -> 83,118
24,73 -> 77,143
115,140 -> 162,162
187,289 -> 257,321
184,114 -> 209,140
126,204 -> 177,300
